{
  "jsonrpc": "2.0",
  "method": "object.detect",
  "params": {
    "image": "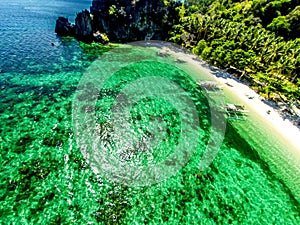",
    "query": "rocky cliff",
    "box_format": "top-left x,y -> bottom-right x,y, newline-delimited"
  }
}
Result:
55,0 -> 180,43
55,17 -> 74,36
74,10 -> 93,42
